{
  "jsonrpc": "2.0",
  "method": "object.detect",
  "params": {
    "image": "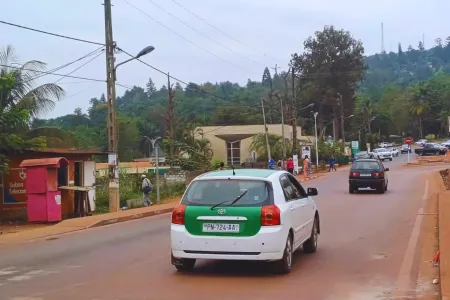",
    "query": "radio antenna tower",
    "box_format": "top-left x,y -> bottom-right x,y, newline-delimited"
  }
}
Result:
381,22 -> 385,53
